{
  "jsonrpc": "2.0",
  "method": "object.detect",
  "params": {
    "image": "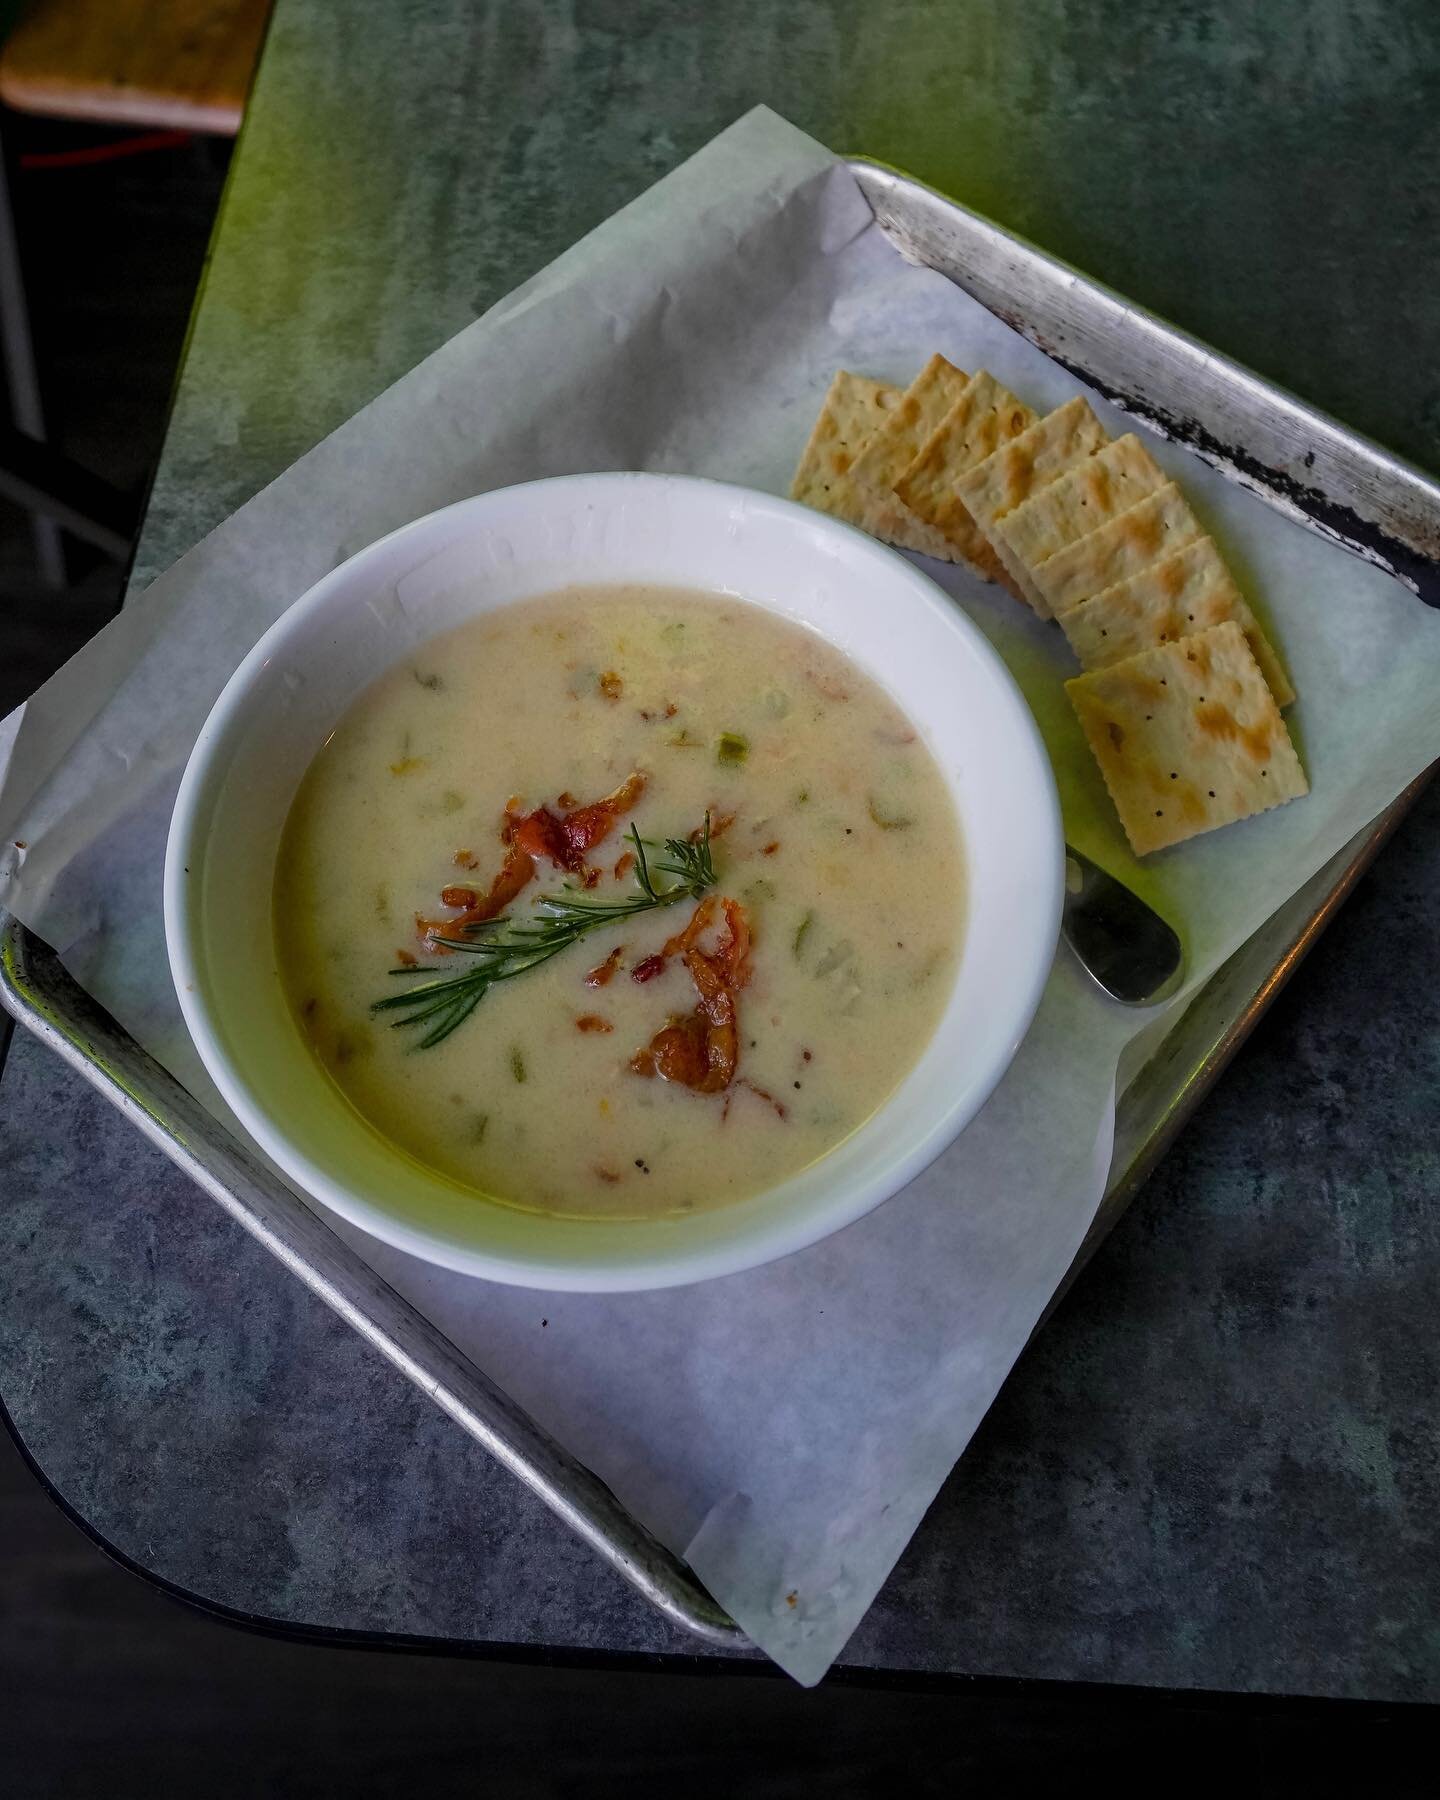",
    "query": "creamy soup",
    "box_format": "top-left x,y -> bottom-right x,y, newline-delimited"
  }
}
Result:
273,586 -> 964,1219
